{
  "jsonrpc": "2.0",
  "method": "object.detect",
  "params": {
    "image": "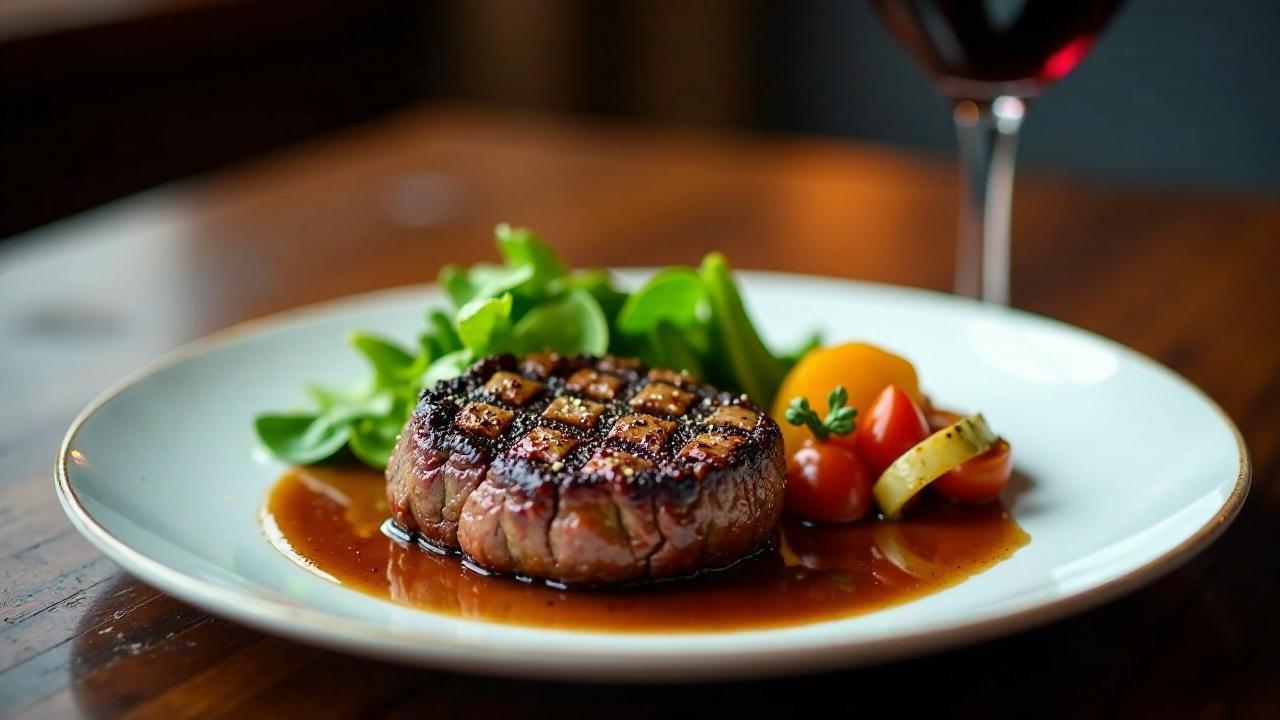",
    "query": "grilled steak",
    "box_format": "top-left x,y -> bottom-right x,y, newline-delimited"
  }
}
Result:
385,353 -> 786,585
